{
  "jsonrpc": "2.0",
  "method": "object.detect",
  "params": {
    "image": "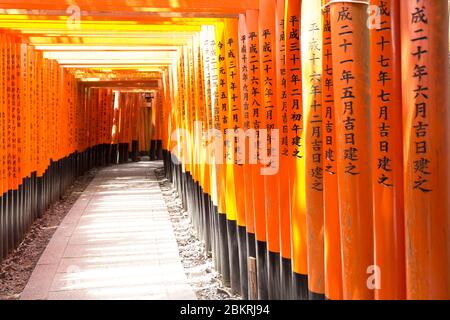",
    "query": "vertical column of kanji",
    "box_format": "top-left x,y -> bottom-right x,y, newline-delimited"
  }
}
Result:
13,35 -> 21,246
329,1 -> 374,299
35,53 -> 42,211
200,29 -> 212,254
275,0 -> 292,299
5,33 -> 13,252
8,34 -> 18,248
191,36 -> 202,237
39,58 -> 47,183
64,71 -> 70,161
43,59 -> 49,184
50,61 -> 55,168
215,22 -> 231,286
60,70 -> 66,172
14,36 -> 21,245
29,47 -> 37,220
198,32 -> 212,255
246,9 -> 268,299
369,0 -> 406,300
259,0 -> 281,300
17,40 -> 26,239
207,27 -> 221,272
179,49 -> 188,203
302,0 -> 325,300
238,14 -> 254,241
187,45 -> 195,184
67,73 -> 73,165
57,68 -> 63,167
182,47 -> 191,184
21,42 -> 30,232
285,0 -> 308,299
173,53 -> 183,184
321,2 -> 342,300
401,0 -> 450,299
223,18 -> 243,296
238,13 -> 253,300
0,31 -> 6,260
37,53 -> 43,207
5,34 -> 12,248
72,78 -> 77,157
